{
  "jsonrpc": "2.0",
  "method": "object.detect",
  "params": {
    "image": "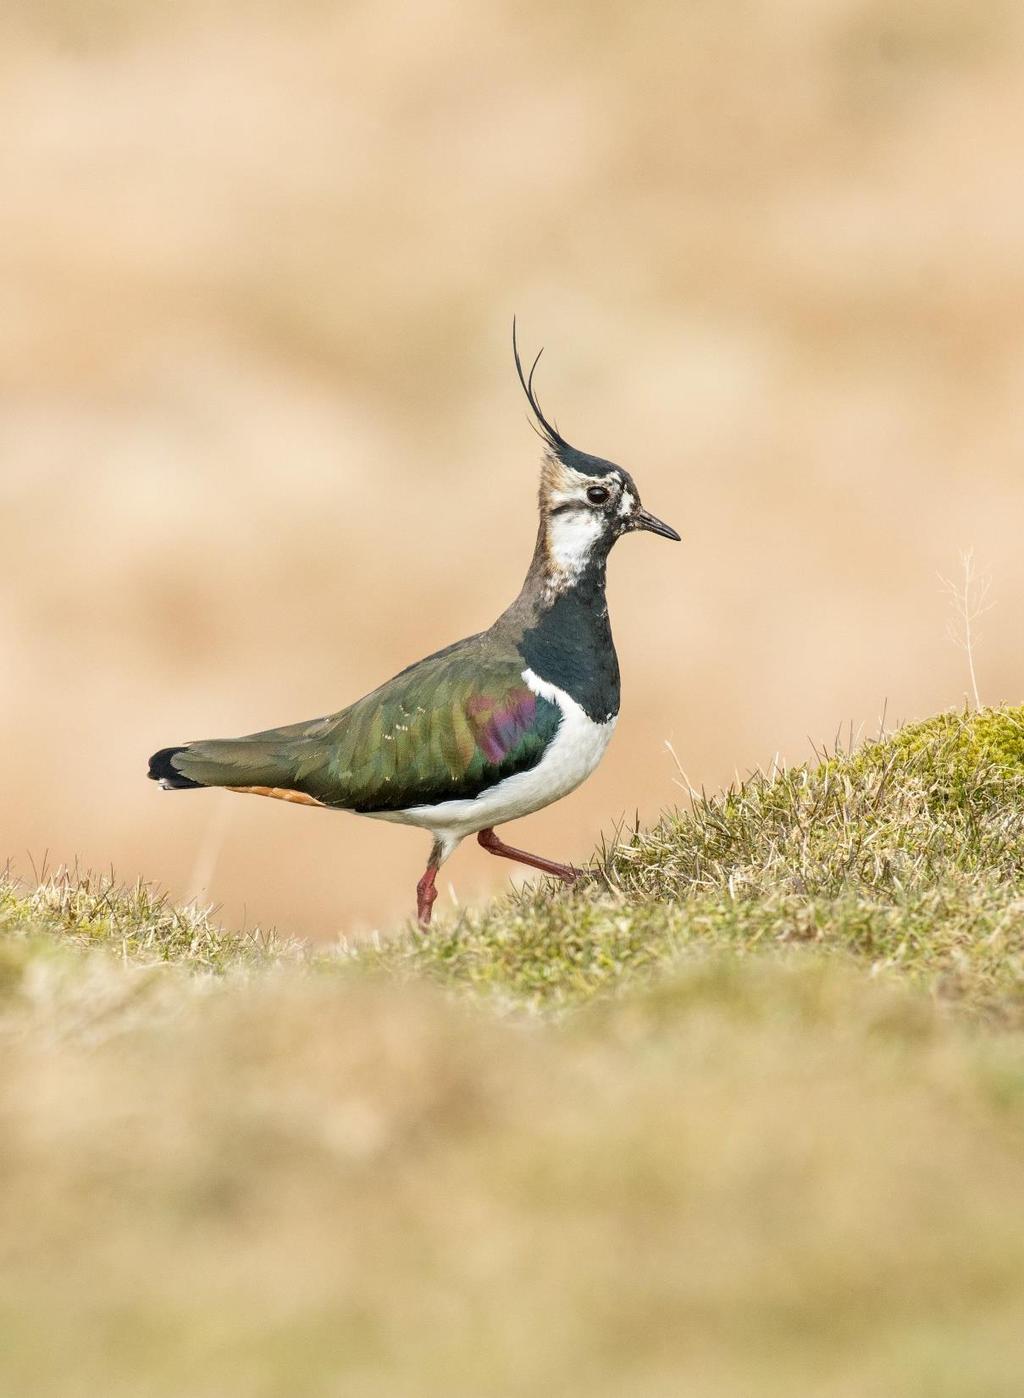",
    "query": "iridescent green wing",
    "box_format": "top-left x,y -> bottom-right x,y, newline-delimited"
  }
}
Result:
170,640 -> 563,812
307,644 -> 562,811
